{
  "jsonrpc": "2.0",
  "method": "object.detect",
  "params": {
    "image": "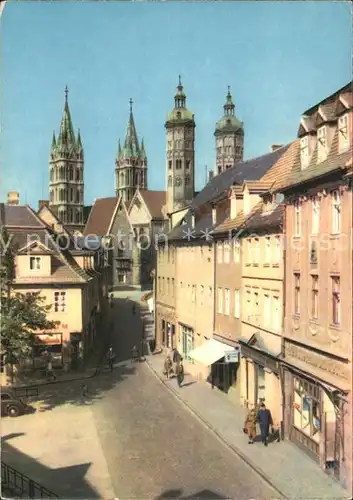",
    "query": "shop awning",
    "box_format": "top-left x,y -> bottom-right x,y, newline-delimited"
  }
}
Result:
188,339 -> 234,366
